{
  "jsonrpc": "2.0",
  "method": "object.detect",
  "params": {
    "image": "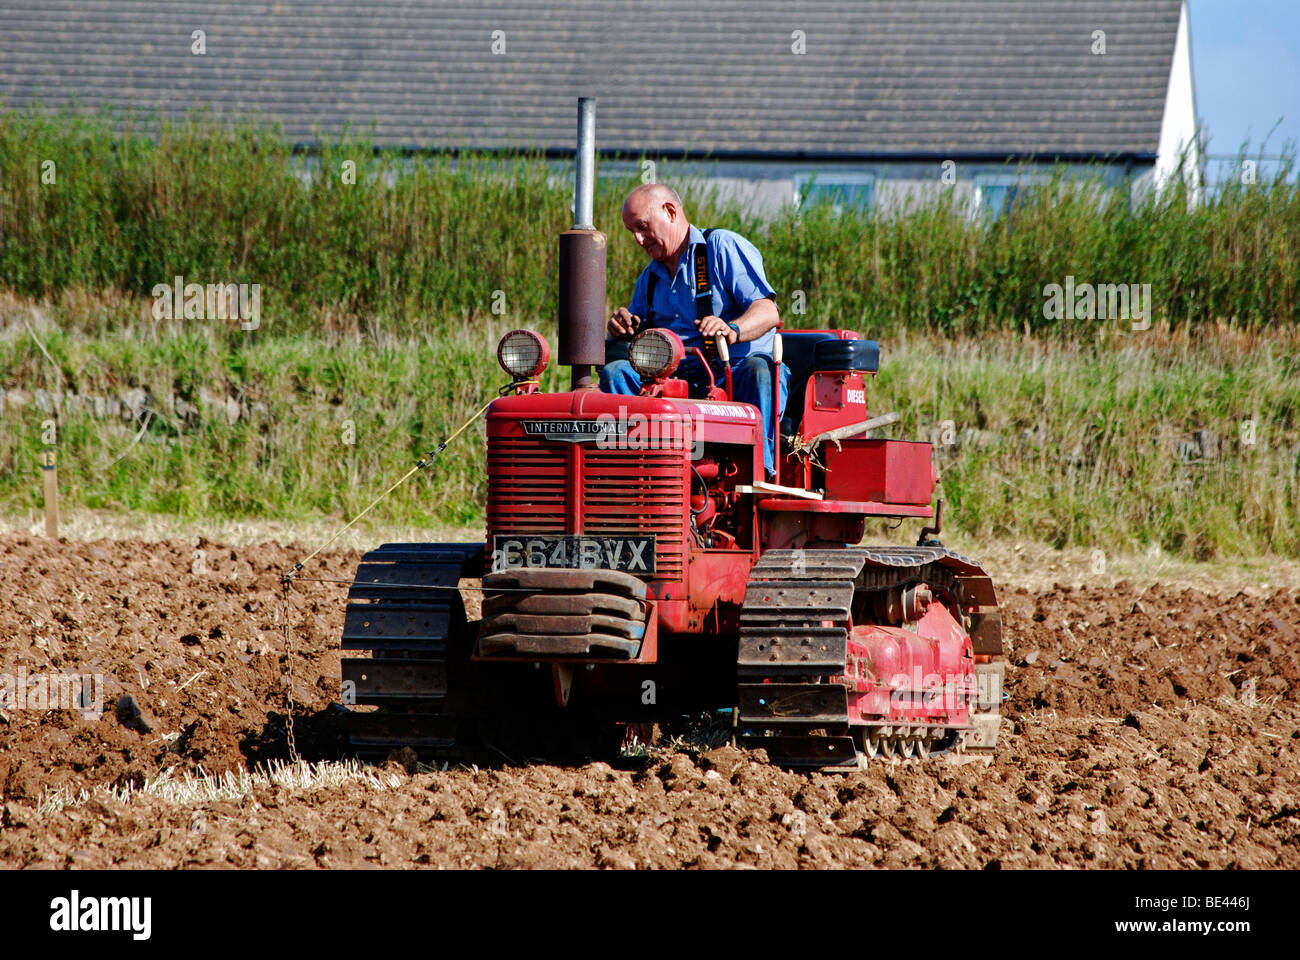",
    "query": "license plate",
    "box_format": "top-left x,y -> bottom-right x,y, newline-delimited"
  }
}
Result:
492,535 -> 656,575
